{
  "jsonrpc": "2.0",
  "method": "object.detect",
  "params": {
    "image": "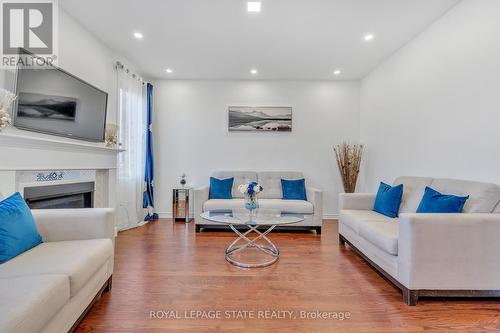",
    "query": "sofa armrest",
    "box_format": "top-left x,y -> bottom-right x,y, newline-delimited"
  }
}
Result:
32,208 -> 115,242
306,187 -> 322,226
194,186 -> 209,224
398,213 -> 500,290
339,193 -> 376,210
